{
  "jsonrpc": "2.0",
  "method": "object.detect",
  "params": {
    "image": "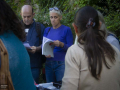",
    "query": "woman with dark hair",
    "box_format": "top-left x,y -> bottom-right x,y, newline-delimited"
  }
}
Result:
0,0 -> 36,90
60,6 -> 120,90
97,11 -> 120,51
74,11 -> 120,52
